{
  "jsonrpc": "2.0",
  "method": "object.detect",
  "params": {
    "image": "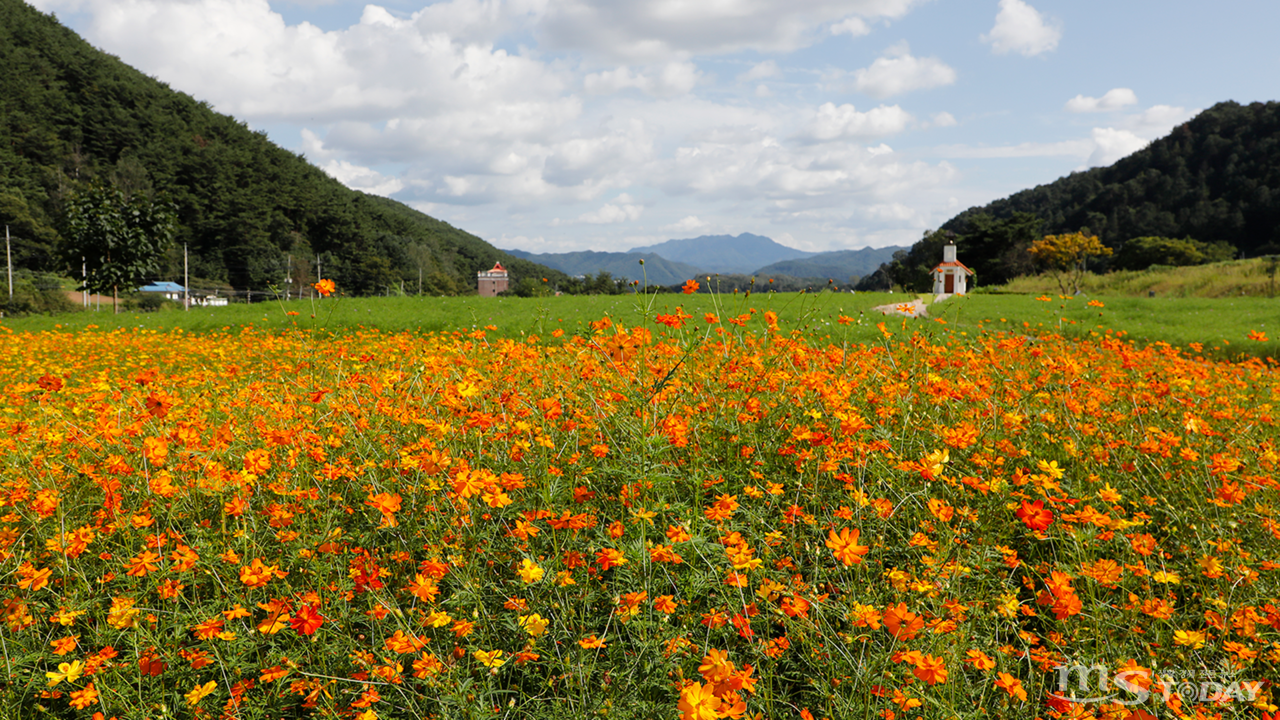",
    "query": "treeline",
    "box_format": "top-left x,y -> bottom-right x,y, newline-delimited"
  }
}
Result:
508,271 -> 859,297
0,0 -> 568,298
861,101 -> 1280,291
